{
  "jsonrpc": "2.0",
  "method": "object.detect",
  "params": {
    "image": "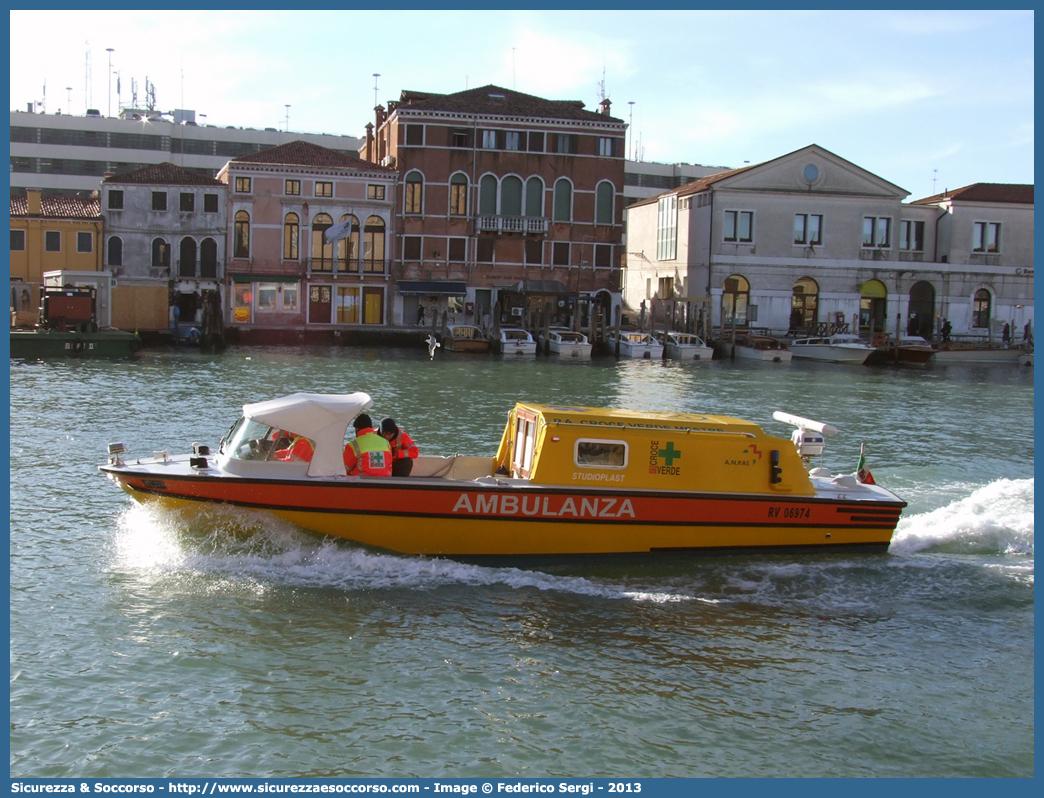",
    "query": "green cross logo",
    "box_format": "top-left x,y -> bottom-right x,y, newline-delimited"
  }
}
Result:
658,442 -> 682,466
